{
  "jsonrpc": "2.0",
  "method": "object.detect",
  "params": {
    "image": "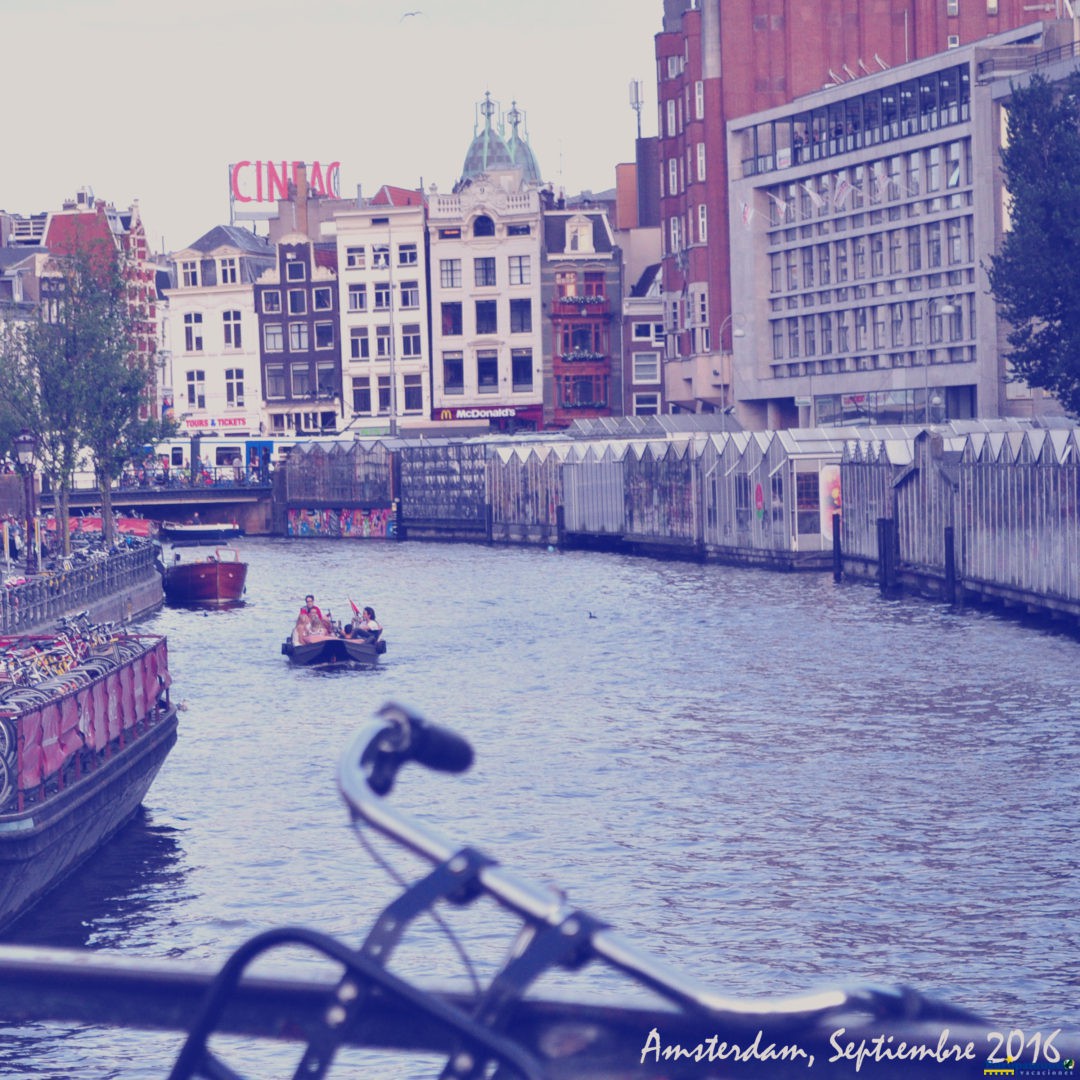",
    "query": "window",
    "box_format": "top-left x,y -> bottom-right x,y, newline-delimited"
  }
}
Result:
186,370 -> 206,409
348,284 -> 367,312
511,349 -> 533,391
927,221 -> 942,267
372,244 -> 390,269
291,363 -> 311,396
313,286 -> 333,311
441,302 -> 463,336
509,298 -> 532,333
314,322 -> 335,349
288,289 -> 306,315
666,99 -> 676,136
181,261 -> 199,287
316,362 -> 335,397
350,327 -> 369,360
475,300 -> 497,334
440,259 -> 462,288
346,246 -> 366,269
508,255 -> 531,285
377,375 -> 391,414
695,80 -> 704,120
398,242 -> 418,266
443,352 -> 464,394
184,313 -> 203,351
477,350 -> 499,393
225,368 -> 245,407
266,365 -> 285,398
697,143 -> 706,182
401,323 -> 422,358
264,323 -> 283,352
376,326 -> 392,358
219,258 -> 238,285
668,158 -> 678,195
289,322 -> 309,351
633,392 -> 660,416
633,351 -> 660,383
698,204 -> 707,243
507,223 -> 530,236
400,280 -> 420,308
438,227 -> 461,239
947,0 -> 958,13
352,376 -> 371,413
262,290 -> 281,314
374,282 -> 391,310
403,373 -> 423,412
474,257 -> 496,287
473,215 -> 495,237
285,260 -> 306,282
223,310 -> 241,349
987,0 -> 998,11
